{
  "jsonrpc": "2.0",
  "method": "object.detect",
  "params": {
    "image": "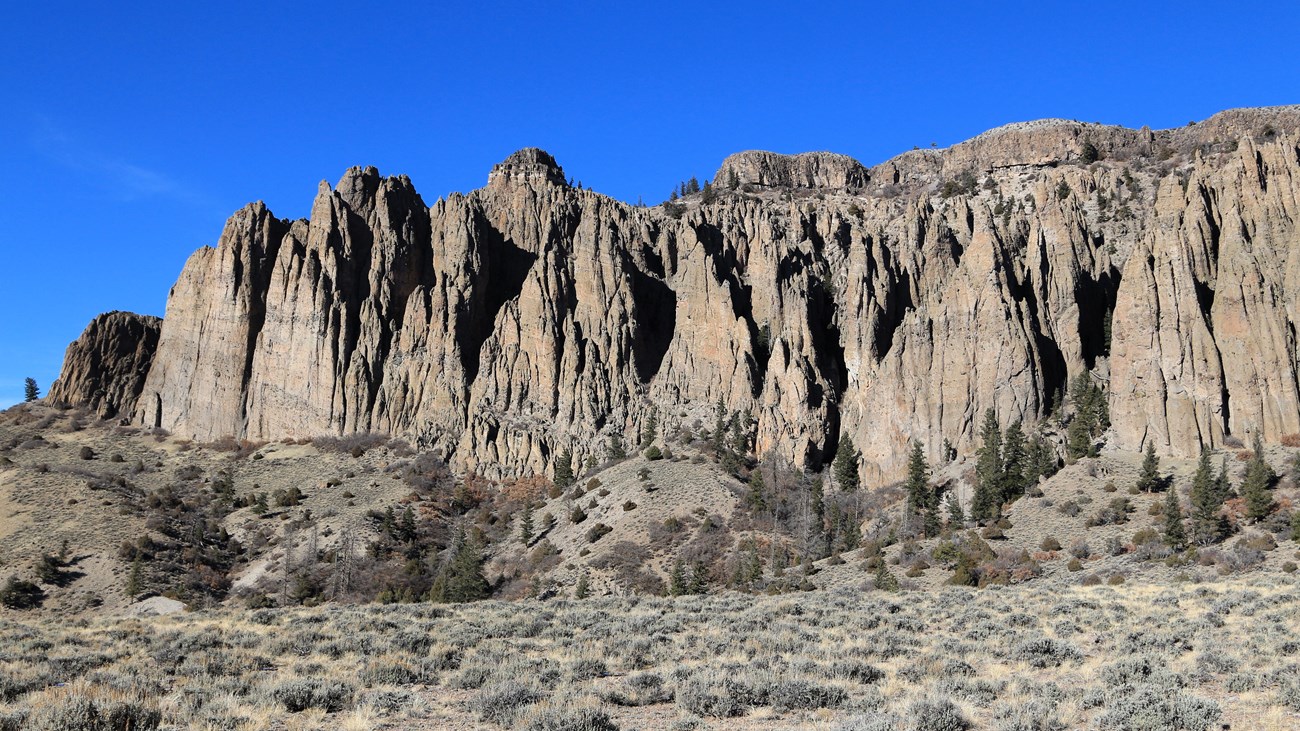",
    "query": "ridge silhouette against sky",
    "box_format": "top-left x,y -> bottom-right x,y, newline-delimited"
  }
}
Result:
2,1 -> 1298,407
